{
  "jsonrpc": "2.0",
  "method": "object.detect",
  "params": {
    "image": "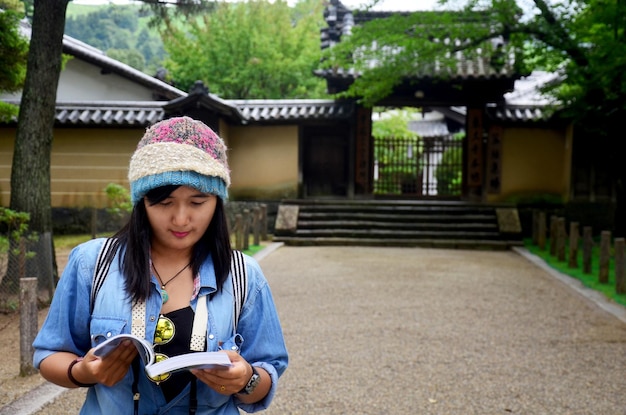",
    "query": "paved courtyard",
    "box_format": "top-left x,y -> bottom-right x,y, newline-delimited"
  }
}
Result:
3,245 -> 626,414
